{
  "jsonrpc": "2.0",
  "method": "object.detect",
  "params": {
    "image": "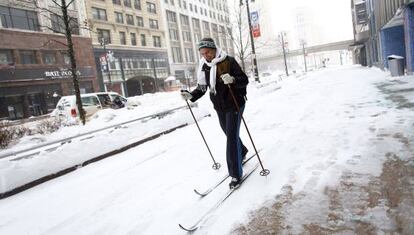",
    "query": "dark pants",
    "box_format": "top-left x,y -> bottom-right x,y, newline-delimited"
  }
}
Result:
216,106 -> 247,179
